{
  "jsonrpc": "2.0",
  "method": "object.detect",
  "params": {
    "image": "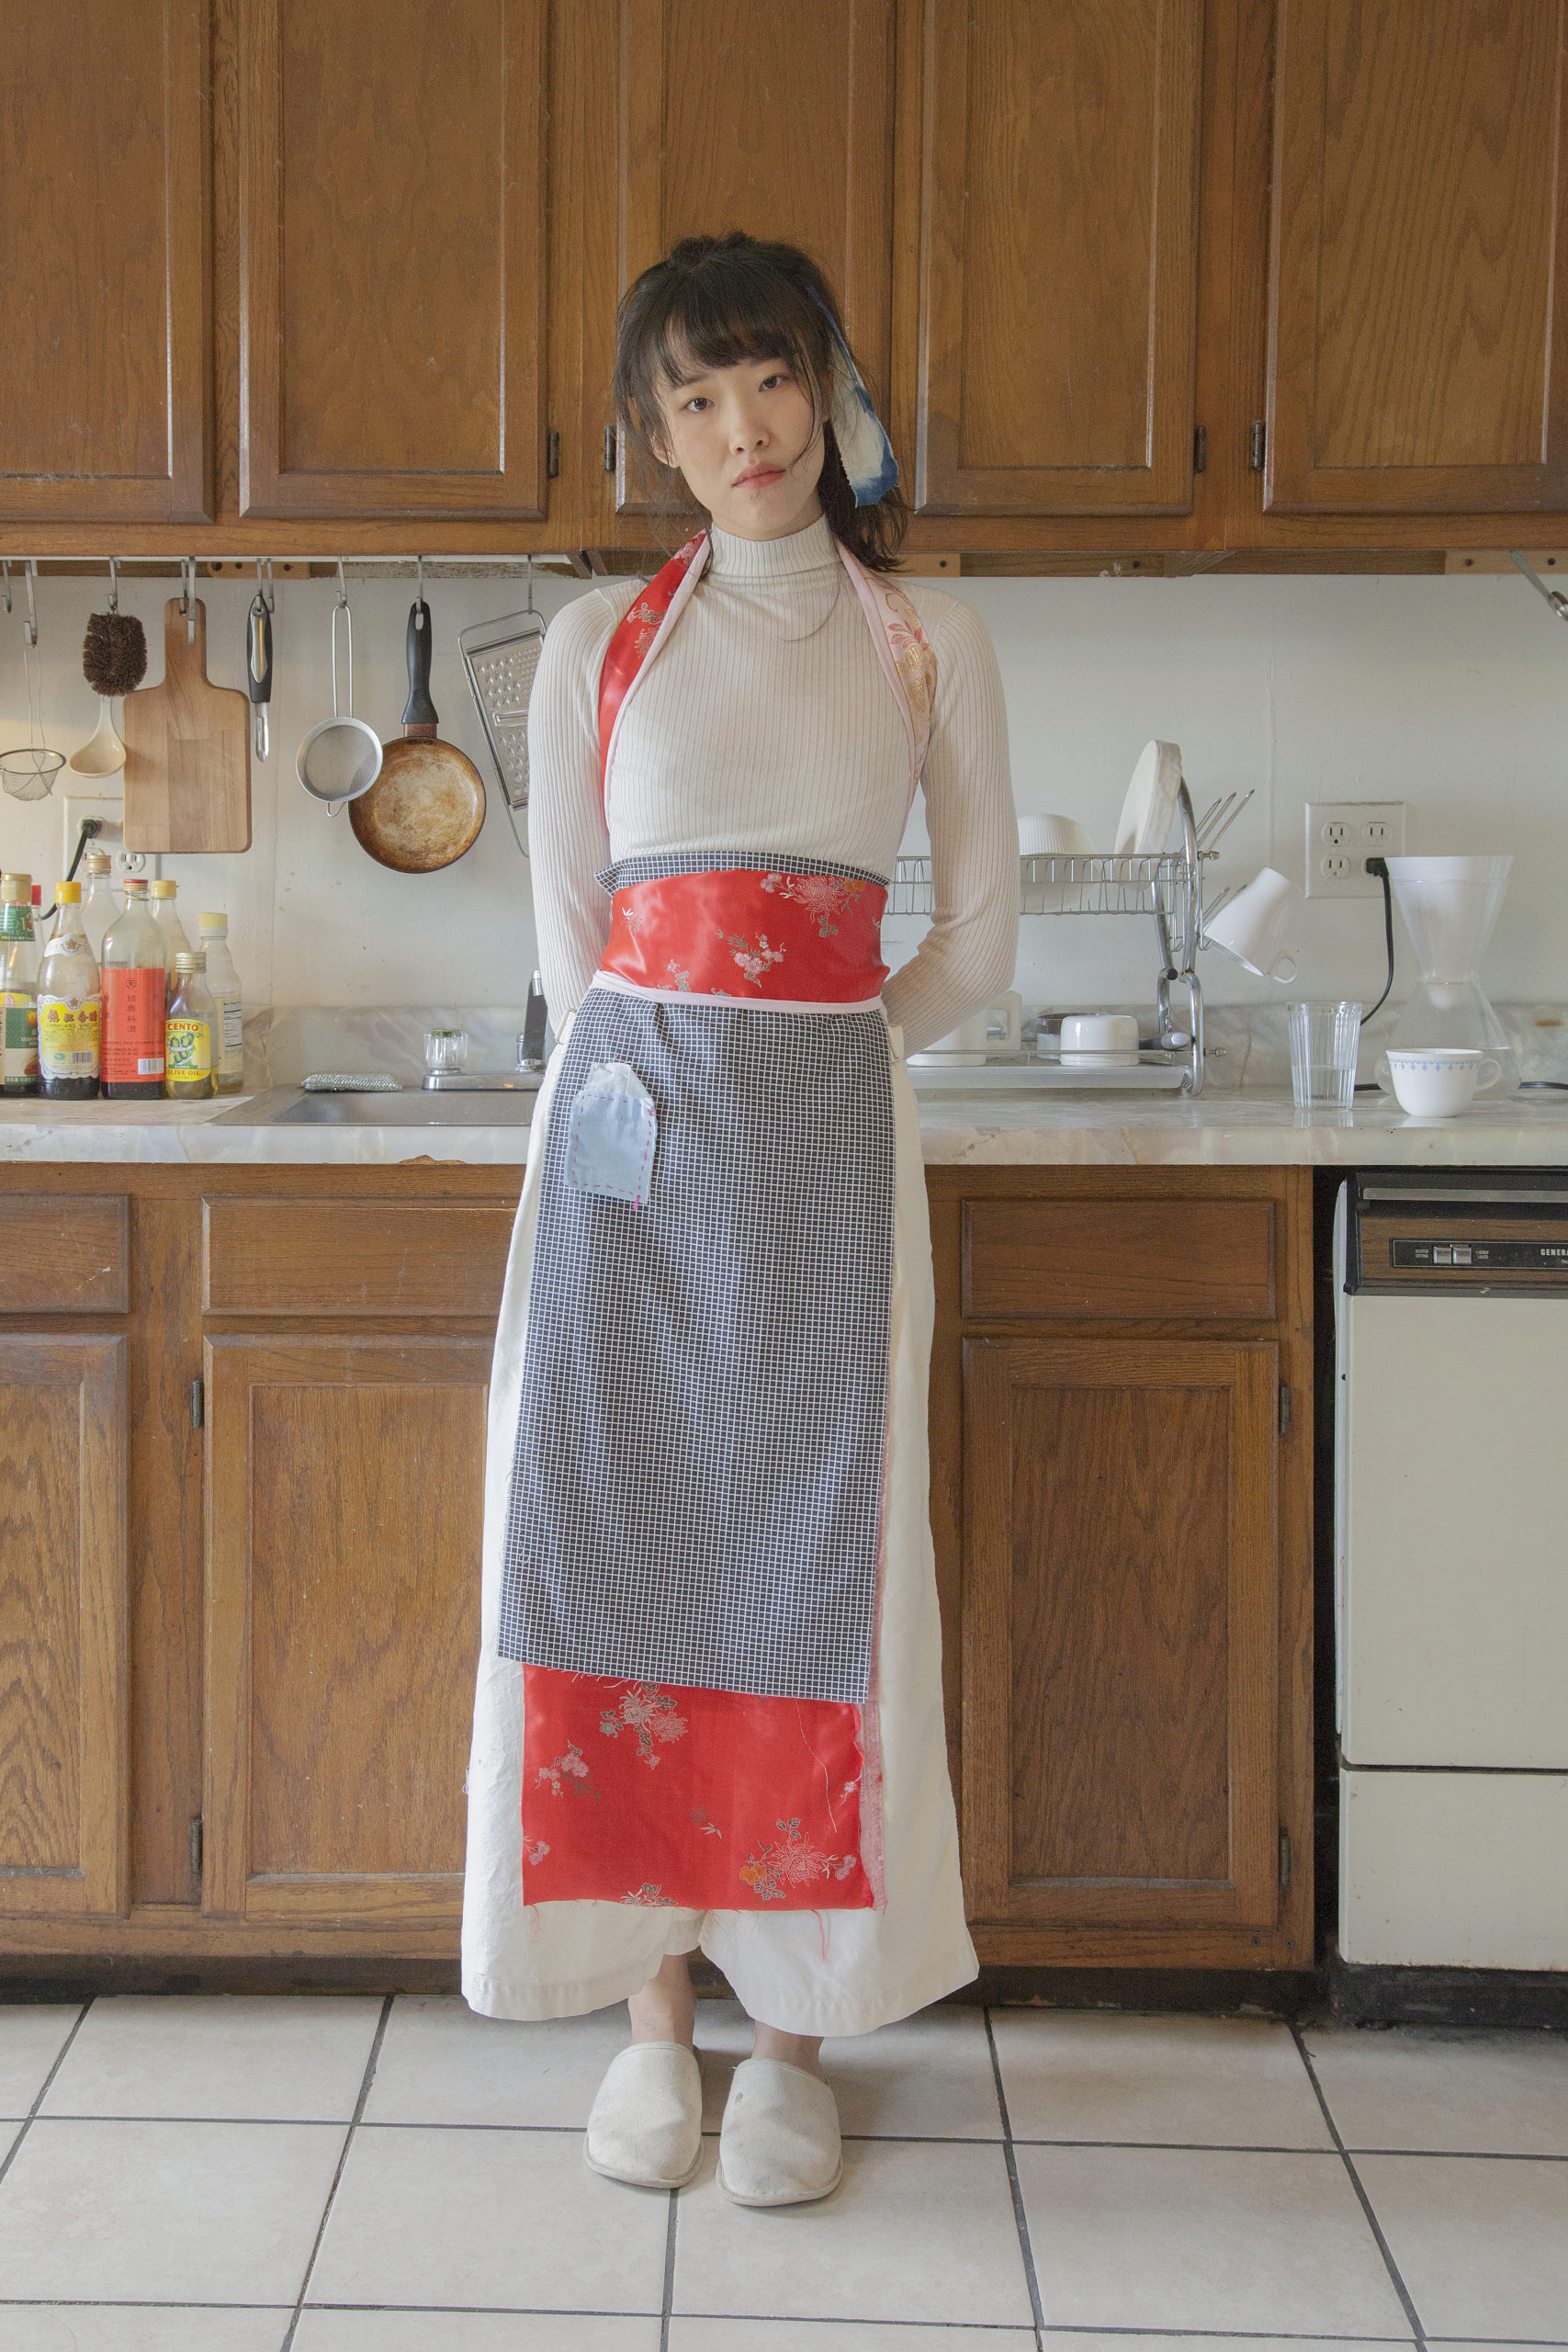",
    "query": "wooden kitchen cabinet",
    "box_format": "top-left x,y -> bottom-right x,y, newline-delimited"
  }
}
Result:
576,0 -> 897,538
928,1169 -> 1314,1970
0,1334 -> 129,1920
236,0 -> 551,523
0,0 -> 211,526
202,1334 -> 490,1929
1261,0 -> 1568,517
7,0 -> 1568,556
907,0 -> 1206,521
1,1159 -> 1312,1984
